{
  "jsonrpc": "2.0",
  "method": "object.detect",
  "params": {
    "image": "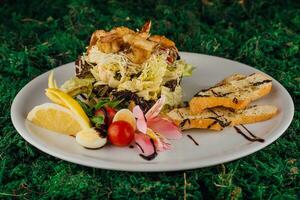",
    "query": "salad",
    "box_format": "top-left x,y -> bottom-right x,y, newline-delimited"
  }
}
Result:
68,20 -> 192,111
27,21 -> 193,160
